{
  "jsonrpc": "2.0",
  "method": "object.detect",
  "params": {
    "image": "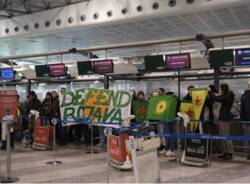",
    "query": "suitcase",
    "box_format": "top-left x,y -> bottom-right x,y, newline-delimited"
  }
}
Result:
109,134 -> 130,165
33,125 -> 53,150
